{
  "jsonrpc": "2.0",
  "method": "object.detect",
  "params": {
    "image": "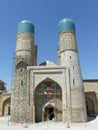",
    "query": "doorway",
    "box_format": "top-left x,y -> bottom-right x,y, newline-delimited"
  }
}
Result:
44,105 -> 55,121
